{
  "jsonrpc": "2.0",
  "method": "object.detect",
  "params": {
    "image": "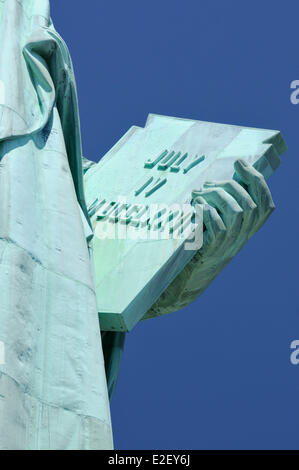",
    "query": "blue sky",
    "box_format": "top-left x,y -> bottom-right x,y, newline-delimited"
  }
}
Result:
52,1 -> 299,449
